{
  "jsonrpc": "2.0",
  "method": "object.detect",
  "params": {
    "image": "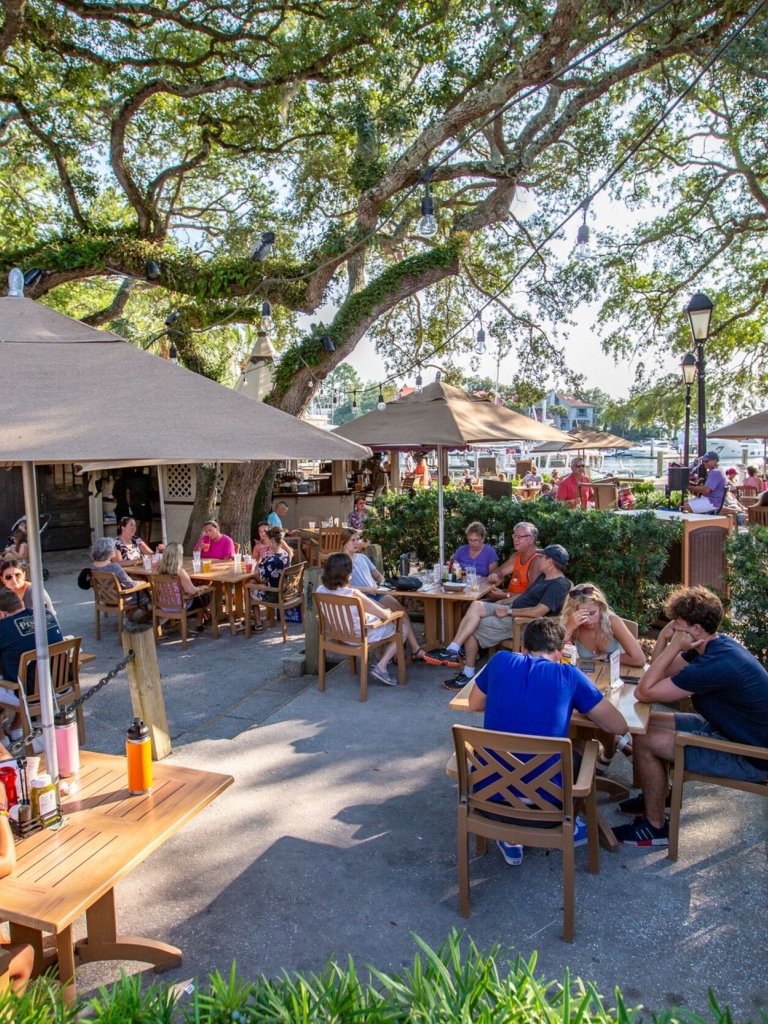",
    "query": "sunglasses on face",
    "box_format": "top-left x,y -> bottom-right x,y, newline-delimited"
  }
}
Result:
514,533 -> 533,539
571,584 -> 595,596
3,572 -> 24,581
